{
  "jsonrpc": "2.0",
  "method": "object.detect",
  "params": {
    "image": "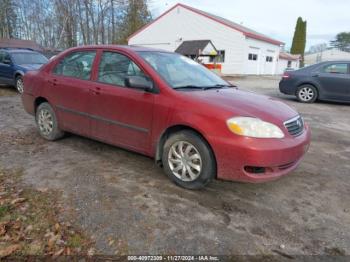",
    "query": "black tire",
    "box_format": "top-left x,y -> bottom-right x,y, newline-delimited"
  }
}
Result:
15,75 -> 24,94
162,130 -> 216,189
35,102 -> 65,141
296,85 -> 318,103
